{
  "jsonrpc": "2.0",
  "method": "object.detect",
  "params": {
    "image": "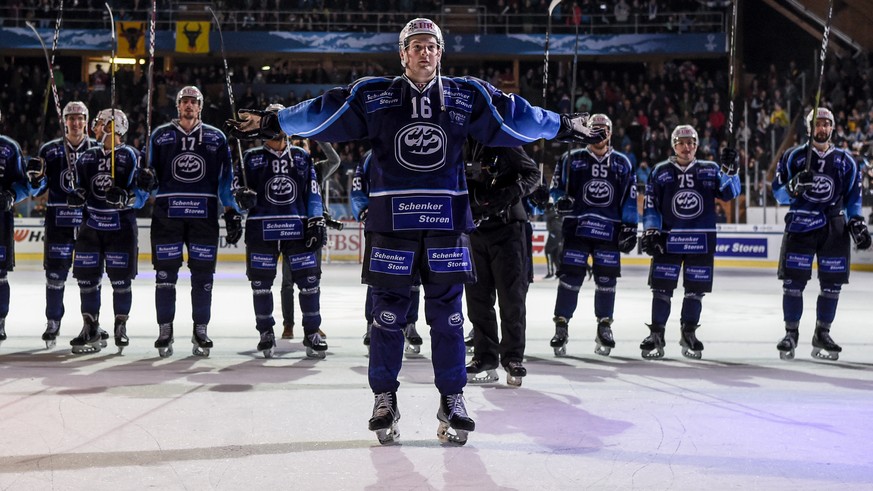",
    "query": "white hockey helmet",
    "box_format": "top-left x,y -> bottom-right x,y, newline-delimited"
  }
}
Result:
671,125 -> 699,146
63,101 -> 89,123
92,108 -> 129,136
399,18 -> 444,50
806,107 -> 835,136
176,85 -> 204,106
587,113 -> 612,132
